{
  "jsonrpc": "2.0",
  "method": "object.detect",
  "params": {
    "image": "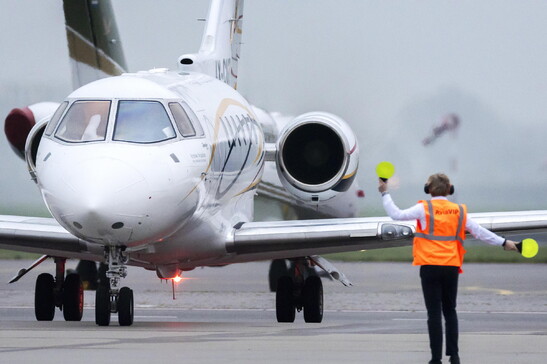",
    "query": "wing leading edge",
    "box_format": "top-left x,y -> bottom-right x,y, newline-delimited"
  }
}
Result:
0,216 -> 103,261
226,210 -> 547,262
0,210 -> 545,268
